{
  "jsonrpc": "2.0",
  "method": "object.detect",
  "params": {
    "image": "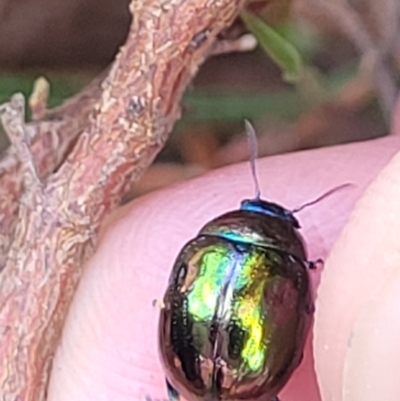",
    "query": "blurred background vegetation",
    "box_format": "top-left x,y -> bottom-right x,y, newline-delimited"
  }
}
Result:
0,0 -> 399,196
